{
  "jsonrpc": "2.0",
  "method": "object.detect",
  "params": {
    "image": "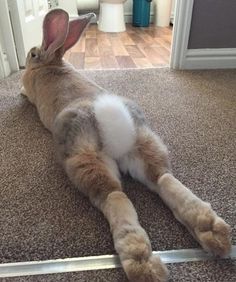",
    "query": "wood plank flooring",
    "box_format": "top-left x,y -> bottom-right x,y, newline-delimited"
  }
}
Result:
64,24 -> 172,70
